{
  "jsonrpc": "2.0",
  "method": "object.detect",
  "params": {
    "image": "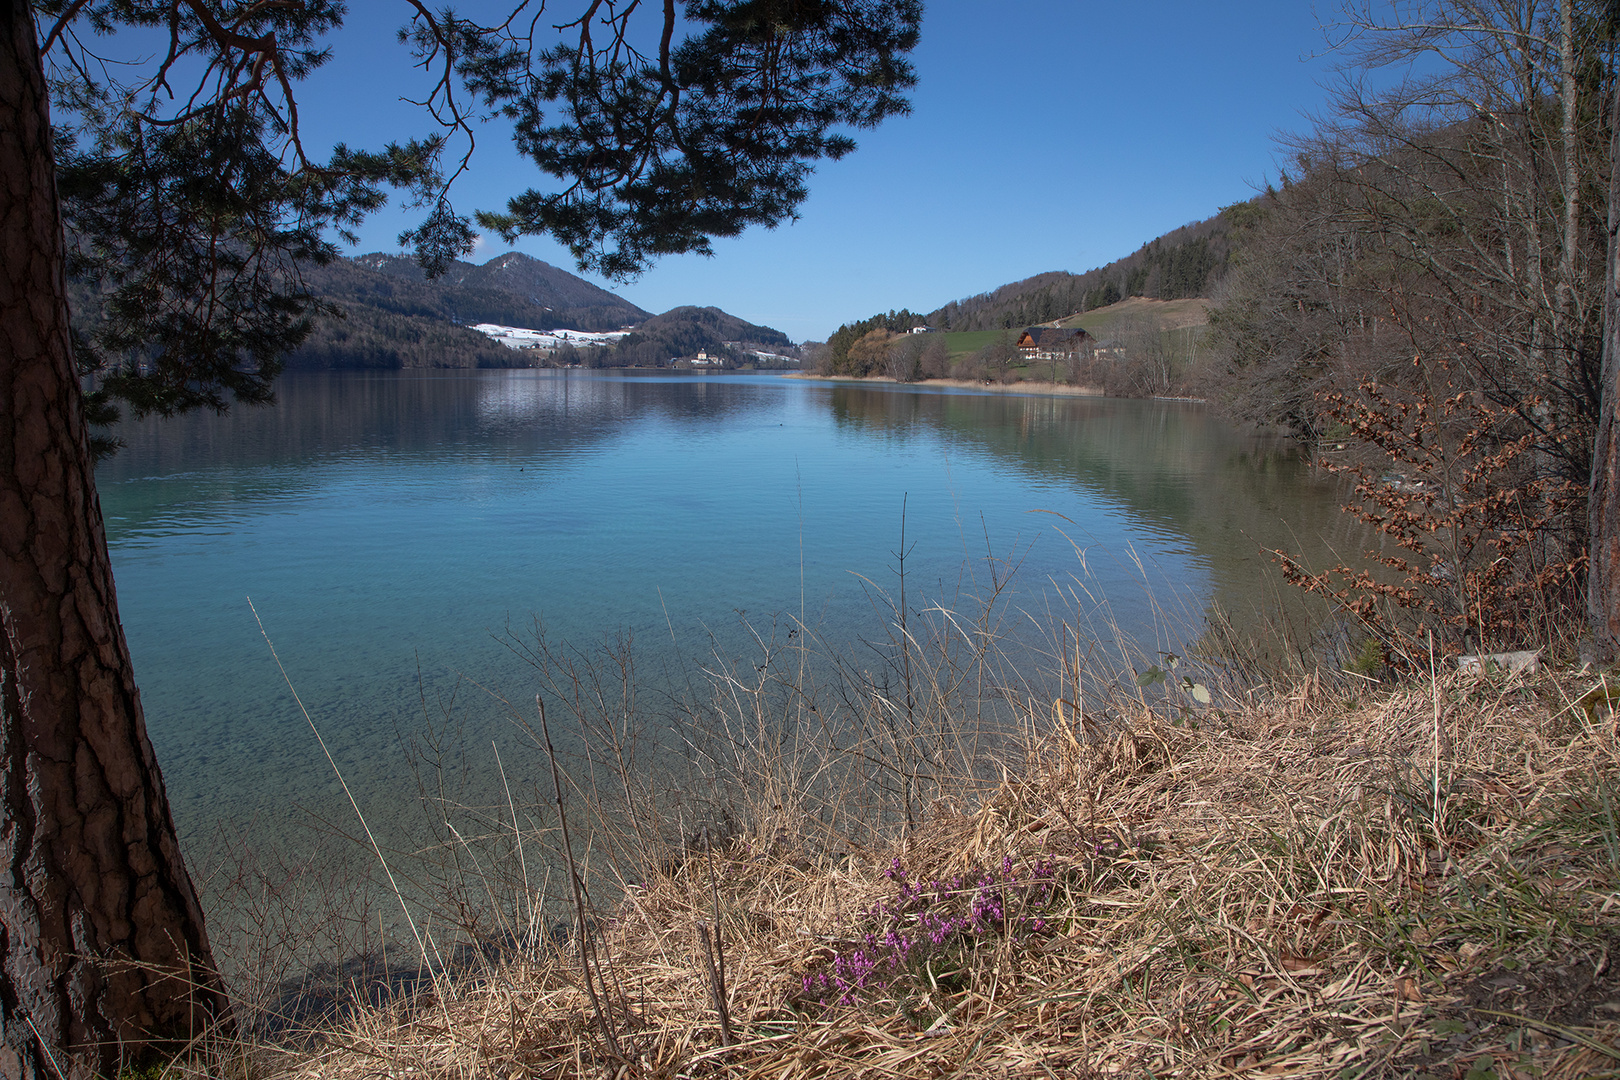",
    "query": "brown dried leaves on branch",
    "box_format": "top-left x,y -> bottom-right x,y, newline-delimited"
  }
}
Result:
1274,372 -> 1585,663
